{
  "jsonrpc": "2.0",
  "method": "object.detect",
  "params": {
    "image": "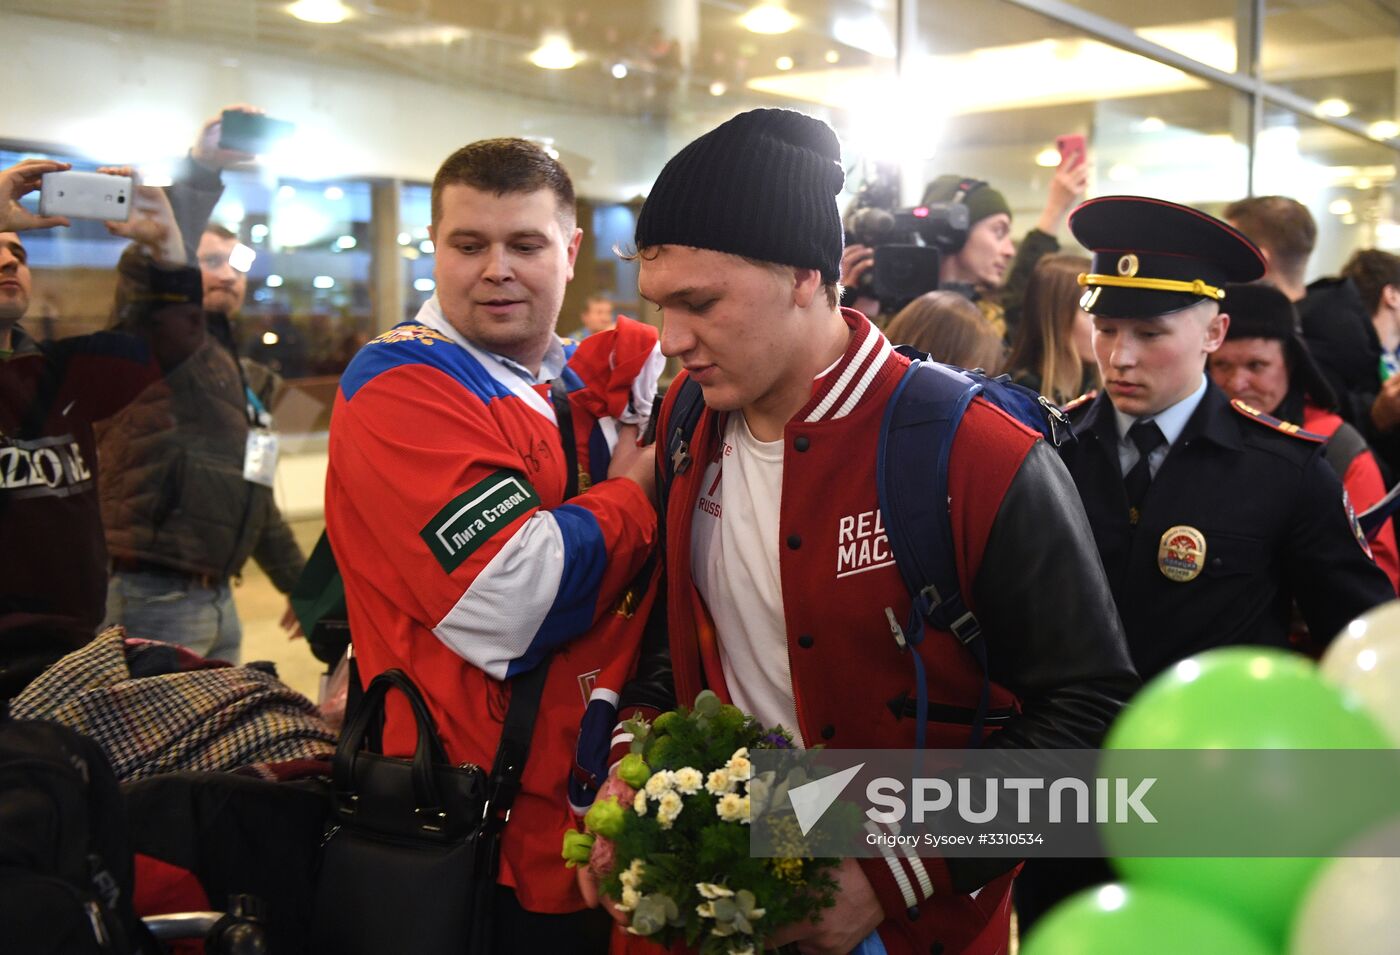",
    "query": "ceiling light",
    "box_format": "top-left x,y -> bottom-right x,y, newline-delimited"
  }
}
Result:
250,224 -> 270,242
611,62 -> 628,79
1108,163 -> 1139,182
1342,214 -> 1359,225
265,274 -> 284,288
1317,97 -> 1352,118
1379,221 -> 1400,249
313,275 -> 335,289
825,50 -> 840,64
324,185 -> 345,201
1368,120 -> 1400,140
397,232 -> 412,245
775,55 -> 795,71
277,185 -> 296,199
1035,147 -> 1061,168
529,32 -> 583,70
287,0 -> 350,24
1136,116 -> 1166,133
414,278 -> 436,292
741,3 -> 796,35
262,331 -> 280,345
335,235 -> 357,250
420,239 -> 435,254
1357,177 -> 1375,190
1329,198 -> 1354,216
709,80 -> 727,96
